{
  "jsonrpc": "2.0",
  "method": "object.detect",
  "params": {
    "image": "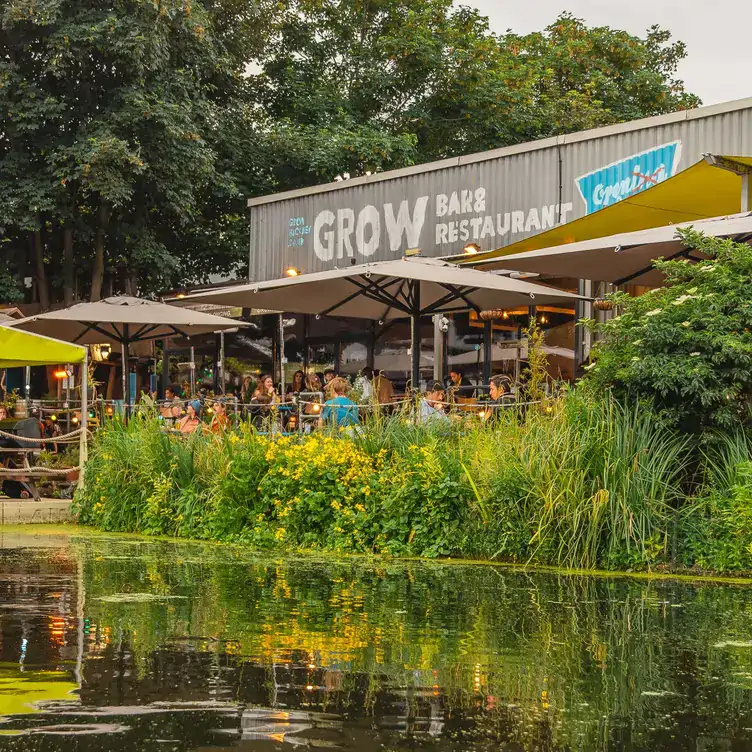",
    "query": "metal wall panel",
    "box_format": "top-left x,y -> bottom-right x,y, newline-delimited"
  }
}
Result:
249,100 -> 752,282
